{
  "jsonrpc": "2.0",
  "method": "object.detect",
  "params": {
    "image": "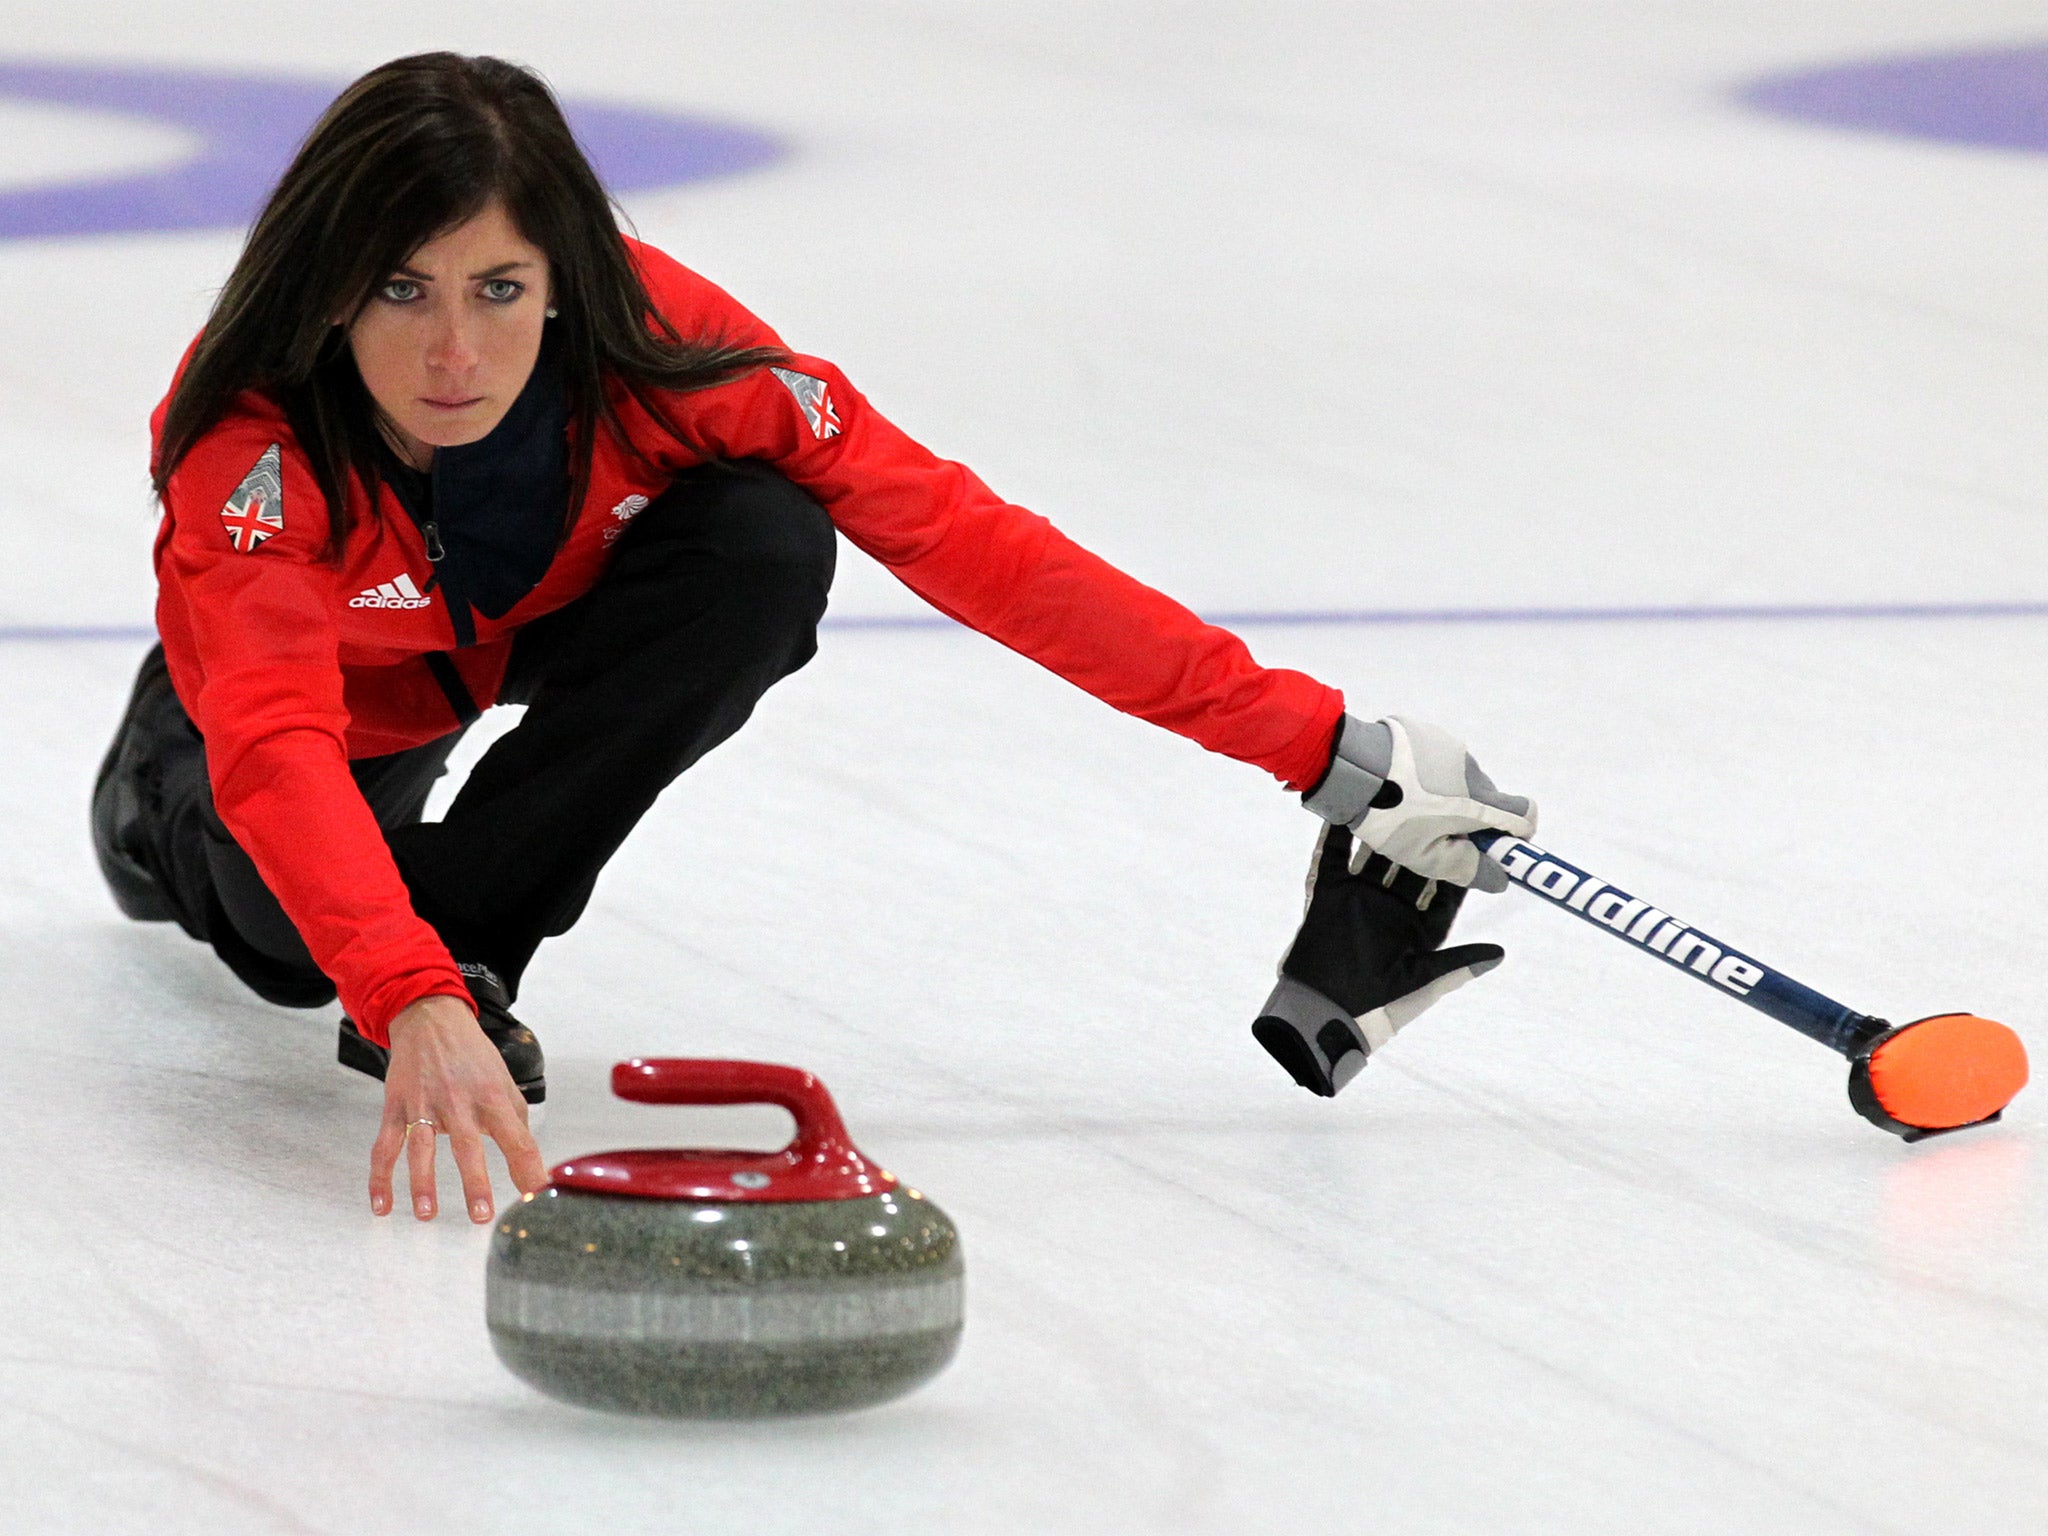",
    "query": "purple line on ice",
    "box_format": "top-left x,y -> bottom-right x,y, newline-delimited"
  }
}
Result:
13,601 -> 2045,645
1740,43 -> 2048,152
0,59 -> 786,240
